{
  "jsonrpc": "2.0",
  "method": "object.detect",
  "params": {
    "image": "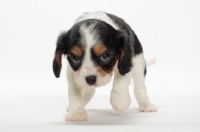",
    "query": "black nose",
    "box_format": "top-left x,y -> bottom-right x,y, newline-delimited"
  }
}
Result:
85,75 -> 96,85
